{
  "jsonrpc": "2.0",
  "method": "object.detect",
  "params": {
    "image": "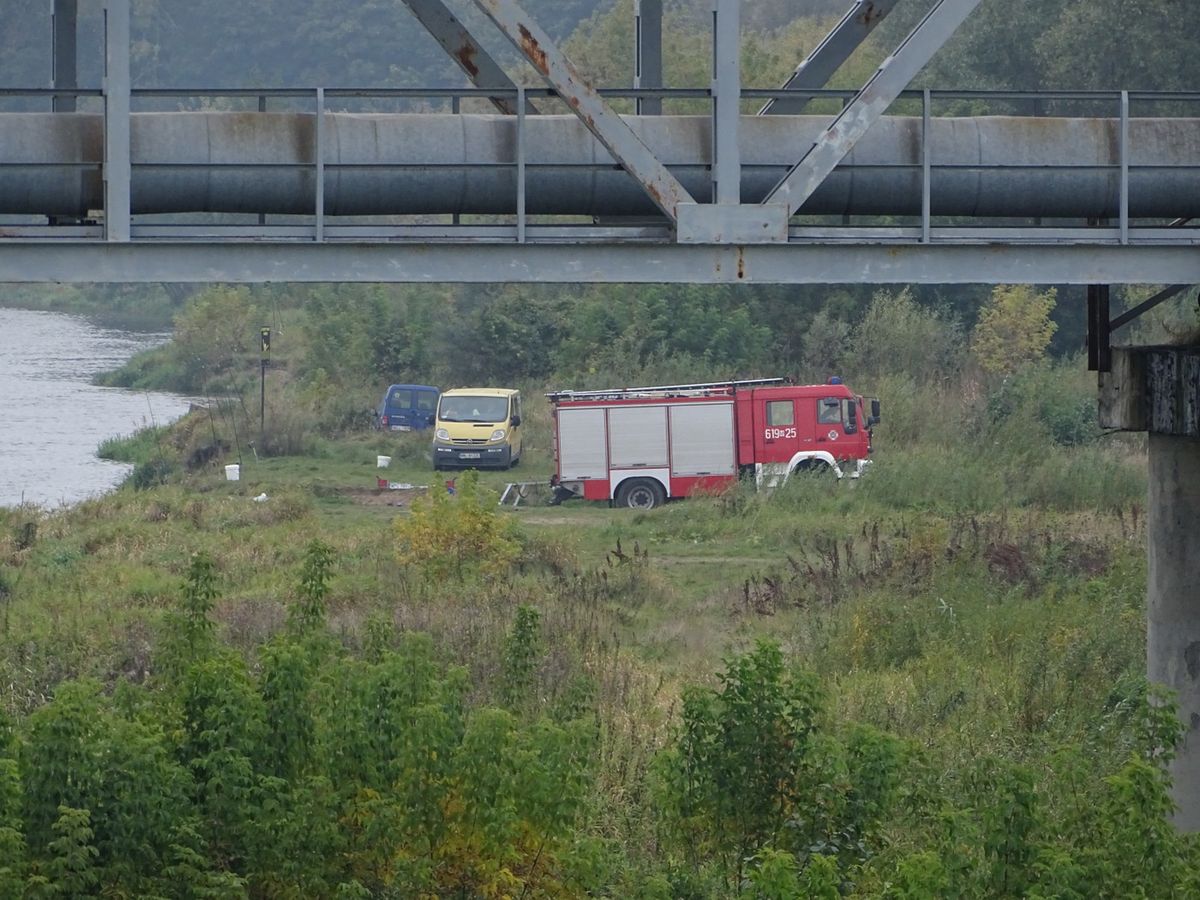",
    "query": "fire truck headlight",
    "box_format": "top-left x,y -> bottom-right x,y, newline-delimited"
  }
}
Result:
435,428 -> 449,441
490,429 -> 507,442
